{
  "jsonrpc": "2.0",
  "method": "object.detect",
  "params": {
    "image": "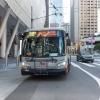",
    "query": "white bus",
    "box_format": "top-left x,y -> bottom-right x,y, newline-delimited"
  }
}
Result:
19,28 -> 71,76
